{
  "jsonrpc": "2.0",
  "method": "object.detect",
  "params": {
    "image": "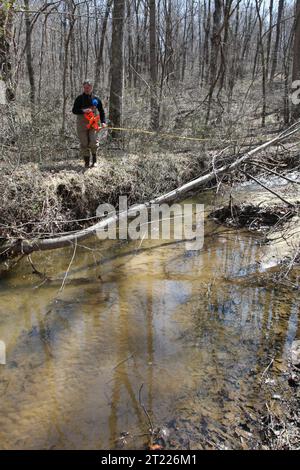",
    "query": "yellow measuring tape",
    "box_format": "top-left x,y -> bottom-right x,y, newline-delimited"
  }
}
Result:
104,126 -> 210,143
